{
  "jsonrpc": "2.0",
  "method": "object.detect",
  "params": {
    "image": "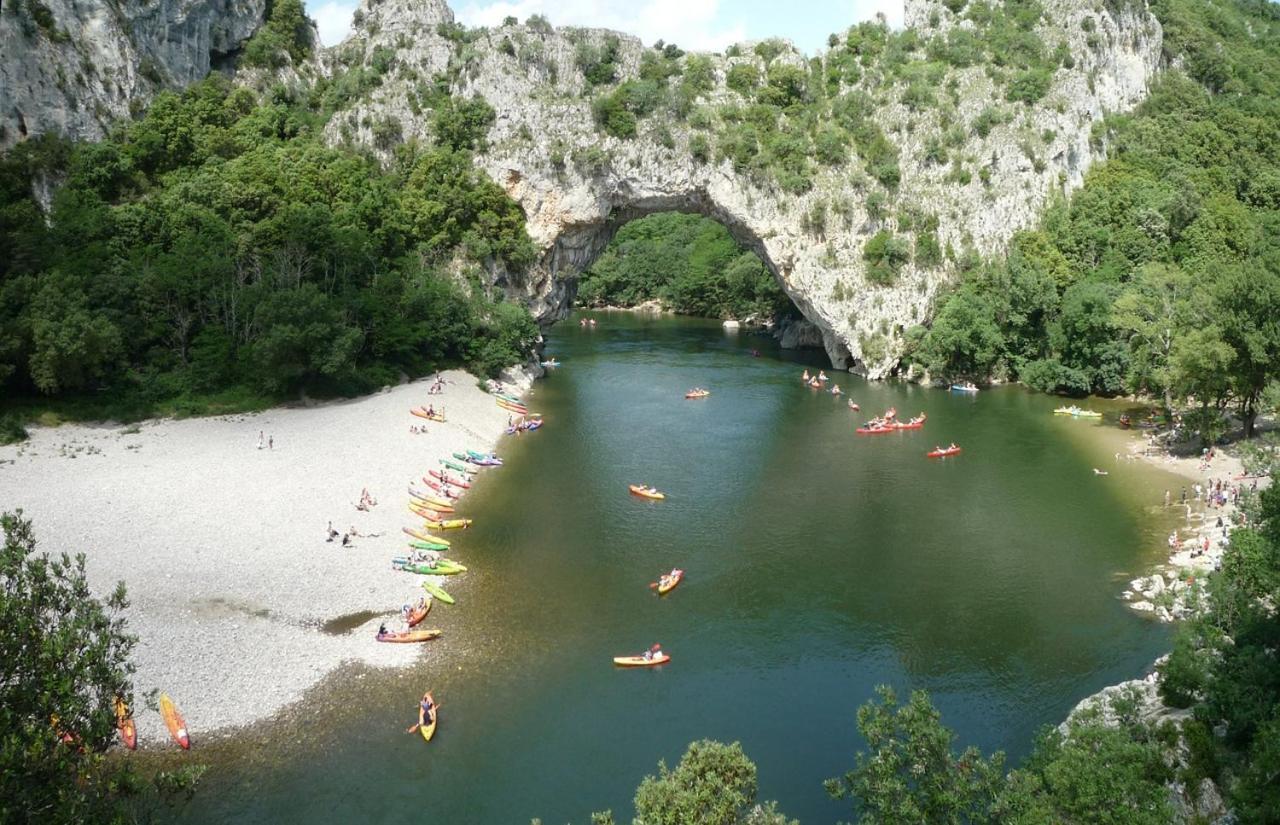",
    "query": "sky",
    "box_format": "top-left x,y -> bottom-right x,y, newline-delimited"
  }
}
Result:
307,0 -> 904,53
